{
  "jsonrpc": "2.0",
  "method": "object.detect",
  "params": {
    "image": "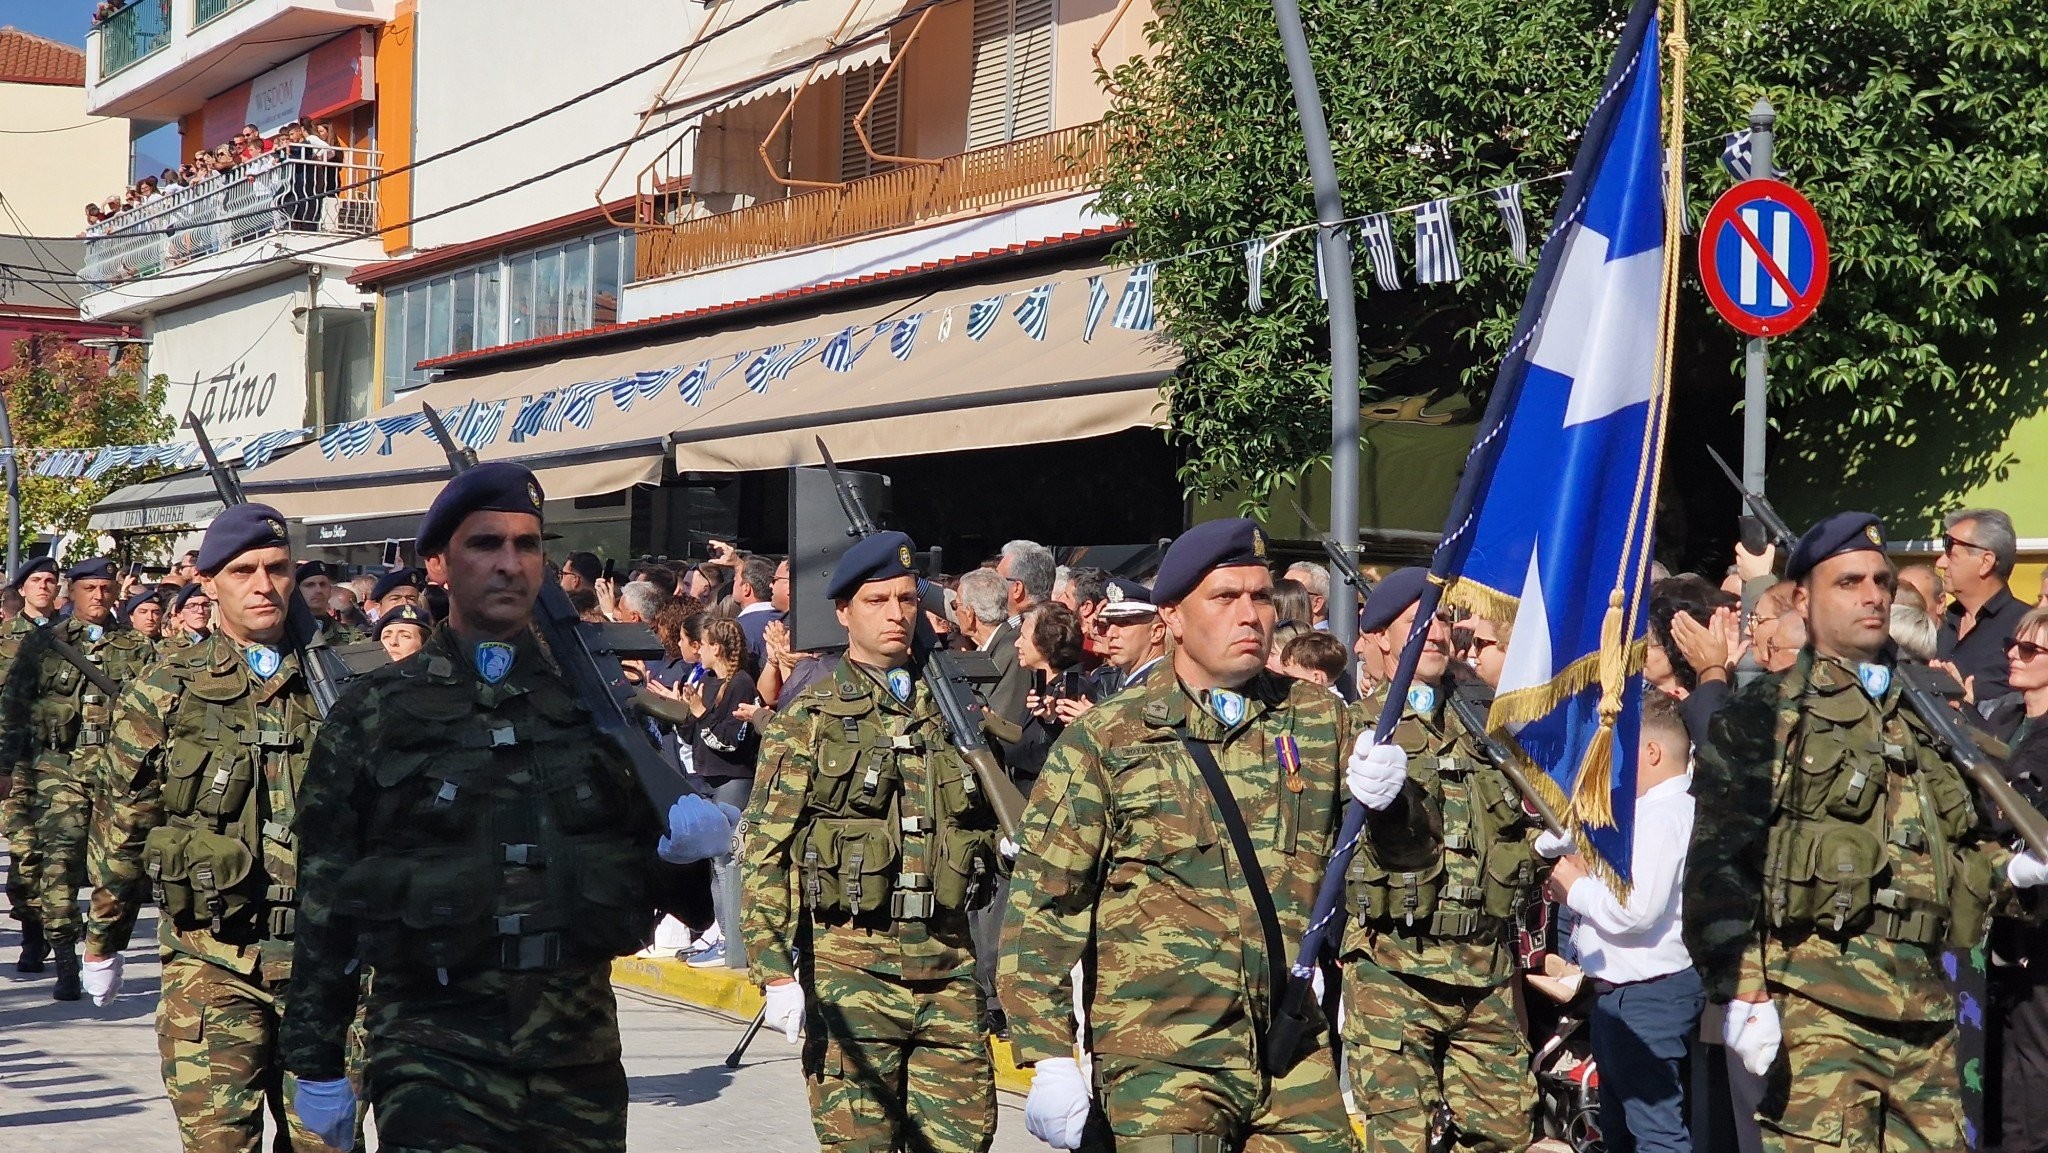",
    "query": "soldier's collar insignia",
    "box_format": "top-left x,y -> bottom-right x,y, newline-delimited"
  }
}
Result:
86,624 -> 103,643
1406,683 -> 1438,716
245,645 -> 282,680
885,667 -> 913,702
476,641 -> 517,685
1207,688 -> 1247,728
1857,661 -> 1892,699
